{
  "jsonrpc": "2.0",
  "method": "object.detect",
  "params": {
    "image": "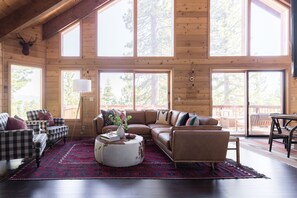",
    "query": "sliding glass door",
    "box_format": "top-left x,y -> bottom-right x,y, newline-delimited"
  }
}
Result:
248,71 -> 284,135
212,70 -> 284,136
